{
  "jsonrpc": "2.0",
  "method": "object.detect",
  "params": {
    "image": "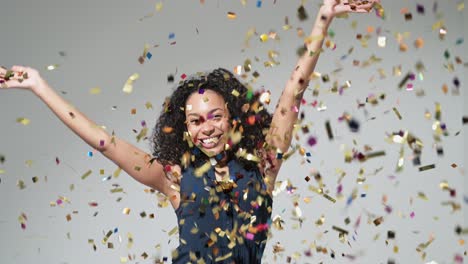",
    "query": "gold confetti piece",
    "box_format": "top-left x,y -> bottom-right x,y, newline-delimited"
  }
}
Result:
81,170 -> 92,180
439,180 -> 449,190
227,12 -> 236,19
332,225 -> 349,235
419,164 -> 435,172
323,193 -> 336,203
244,59 -> 252,72
16,117 -> 30,125
194,161 -> 211,177
66,214 -> 72,221
393,107 -> 402,120
89,87 -> 101,95
434,102 -> 441,121
373,216 -> 384,226
110,188 -> 124,193
325,120 -> 333,140
46,64 -> 59,71
363,151 -> 386,161
113,167 -> 122,178
259,34 -> 269,42
122,208 -> 131,215
123,73 -> 140,94
417,192 -> 429,200
416,236 -> 435,252
216,252 -> 233,262
145,101 -> 153,109
102,230 -> 113,244
136,127 -> 148,142
155,2 -> 163,11
244,28 -> 256,47
259,91 -> 271,104
315,215 -> 325,226
17,180 -> 26,189
168,226 -> 178,236
398,72 -> 412,89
